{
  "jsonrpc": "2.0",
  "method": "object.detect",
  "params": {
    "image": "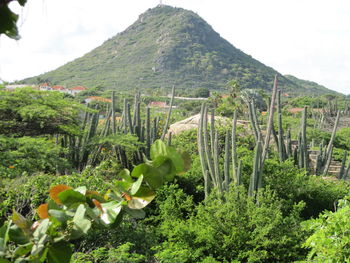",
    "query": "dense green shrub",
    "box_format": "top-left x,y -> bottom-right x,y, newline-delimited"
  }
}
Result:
154,186 -> 308,262
335,127 -> 350,150
0,136 -> 69,177
303,197 -> 350,262
264,159 -> 349,219
72,242 -> 146,263
0,172 -> 110,218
